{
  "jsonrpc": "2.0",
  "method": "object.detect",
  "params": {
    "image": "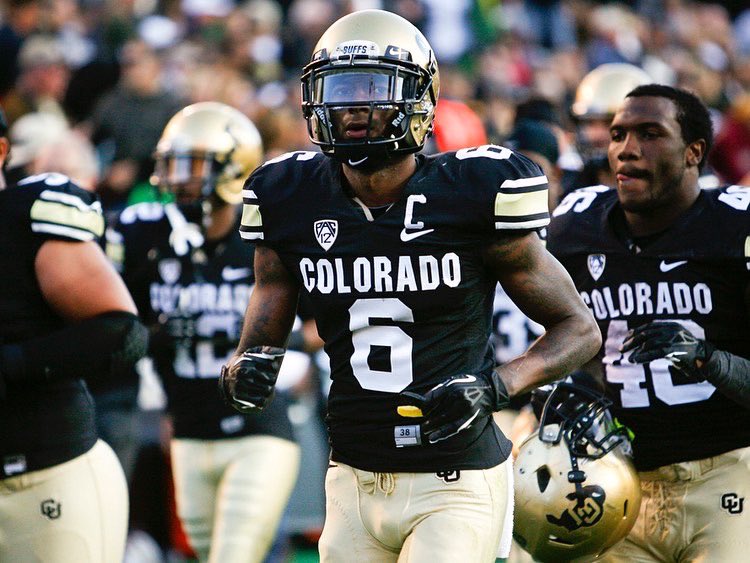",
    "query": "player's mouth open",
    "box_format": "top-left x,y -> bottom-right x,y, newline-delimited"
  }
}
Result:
345,123 -> 369,138
616,169 -> 649,186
